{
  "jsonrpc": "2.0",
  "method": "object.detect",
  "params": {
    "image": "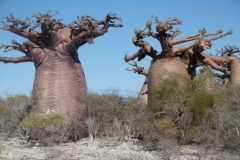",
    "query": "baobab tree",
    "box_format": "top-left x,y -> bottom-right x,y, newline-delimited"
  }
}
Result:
125,16 -> 234,112
0,11 -> 122,139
